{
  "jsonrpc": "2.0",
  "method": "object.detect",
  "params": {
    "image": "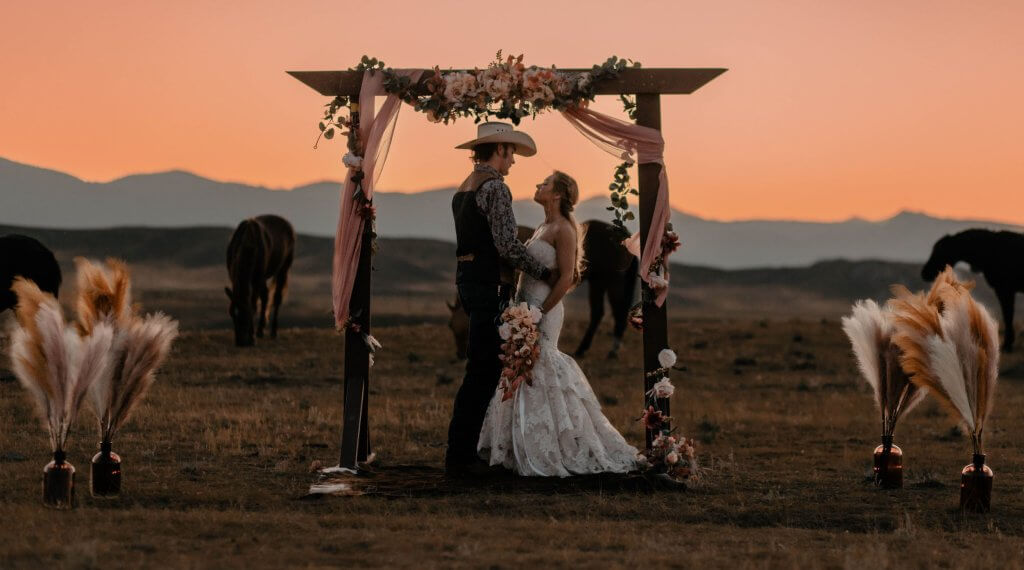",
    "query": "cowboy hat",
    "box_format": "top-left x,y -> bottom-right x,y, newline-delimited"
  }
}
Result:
455,121 -> 537,157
